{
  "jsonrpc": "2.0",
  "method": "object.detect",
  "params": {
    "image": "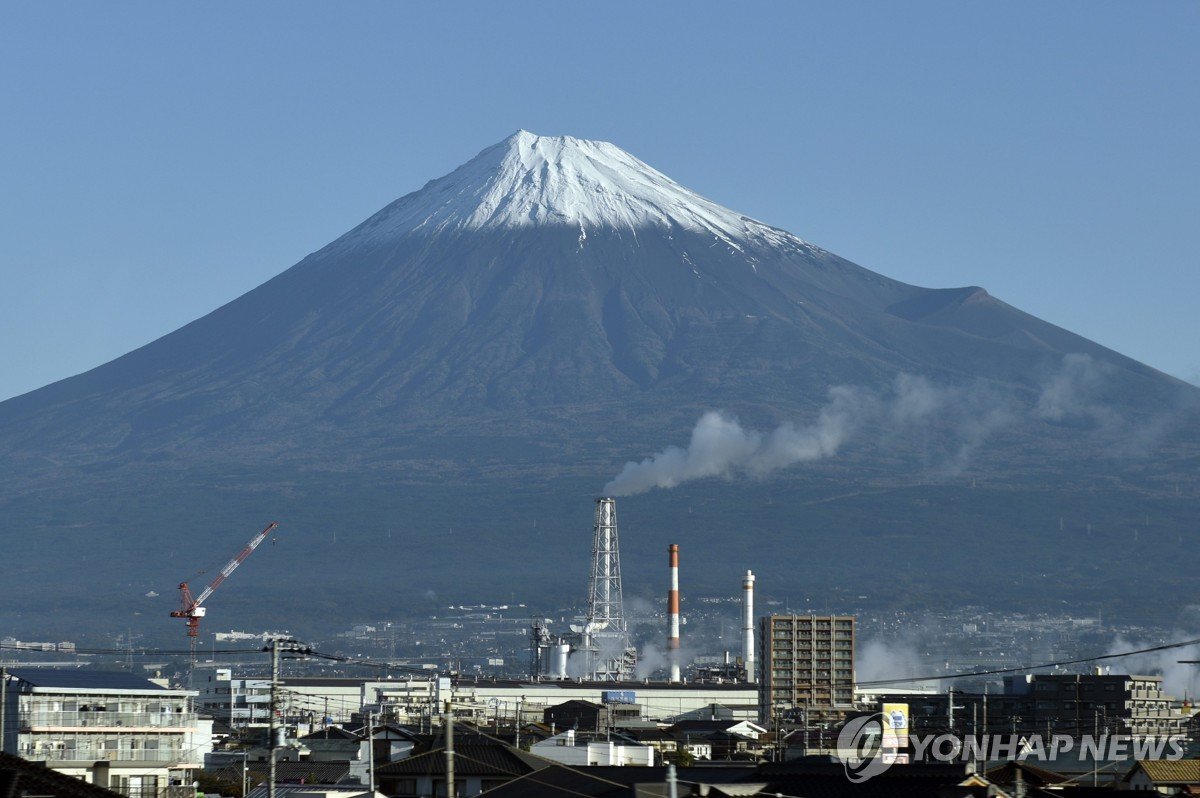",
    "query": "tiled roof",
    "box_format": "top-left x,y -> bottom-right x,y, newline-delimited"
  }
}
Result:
669,720 -> 739,733
300,726 -> 362,741
986,760 -> 1066,786
746,761 -> 985,798
546,699 -> 603,710
1132,759 -> 1200,784
376,743 -> 545,777
478,765 -> 756,798
246,785 -> 371,798
0,752 -> 125,797
210,760 -> 353,785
